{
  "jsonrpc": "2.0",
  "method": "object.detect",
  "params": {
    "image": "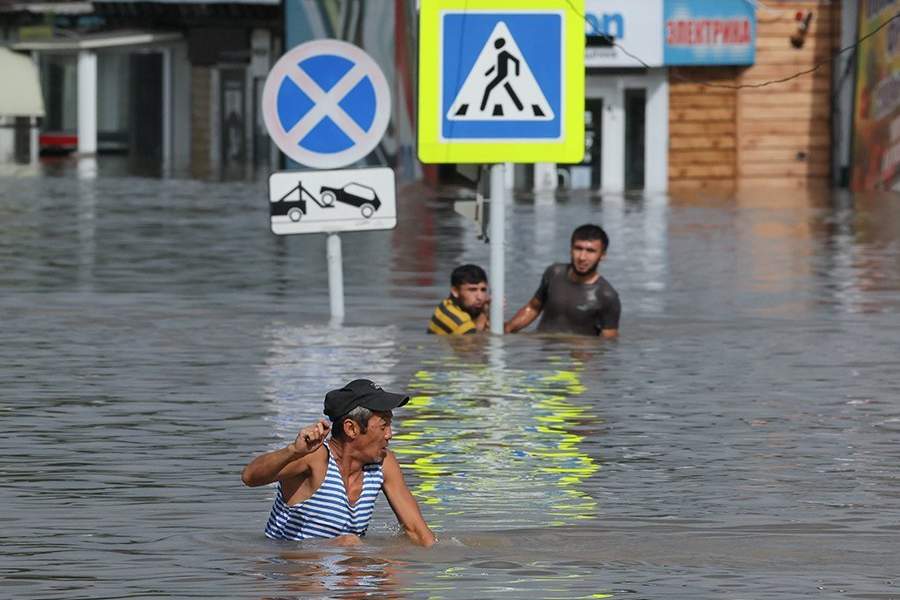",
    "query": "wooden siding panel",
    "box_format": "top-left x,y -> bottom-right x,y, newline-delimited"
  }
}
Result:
668,66 -> 739,193
735,1 -> 838,190
670,121 -> 736,135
